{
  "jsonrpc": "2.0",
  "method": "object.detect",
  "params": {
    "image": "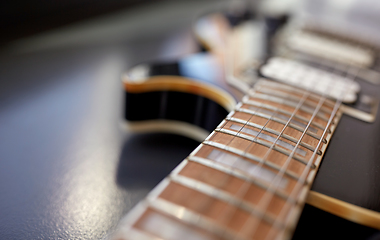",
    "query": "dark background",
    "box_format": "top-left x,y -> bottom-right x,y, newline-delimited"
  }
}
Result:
0,1 -> 223,239
0,0 -> 151,45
